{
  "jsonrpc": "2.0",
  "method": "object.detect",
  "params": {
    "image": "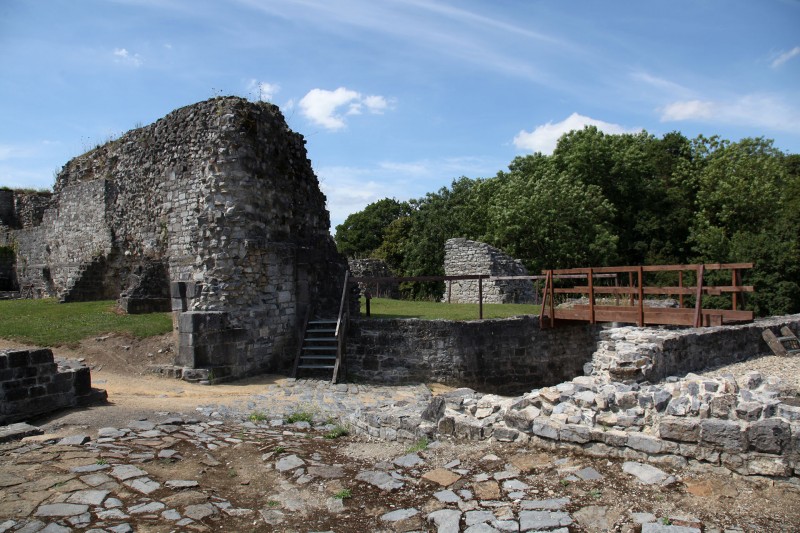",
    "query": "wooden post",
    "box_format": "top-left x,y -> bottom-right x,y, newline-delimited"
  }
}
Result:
548,271 -> 555,328
693,264 -> 705,327
588,268 -> 595,324
539,271 -> 550,327
628,272 -> 635,306
731,269 -> 738,310
679,271 -> 684,308
478,276 -> 483,319
447,279 -> 452,304
637,266 -> 644,326
614,274 -> 620,306
365,290 -> 371,317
